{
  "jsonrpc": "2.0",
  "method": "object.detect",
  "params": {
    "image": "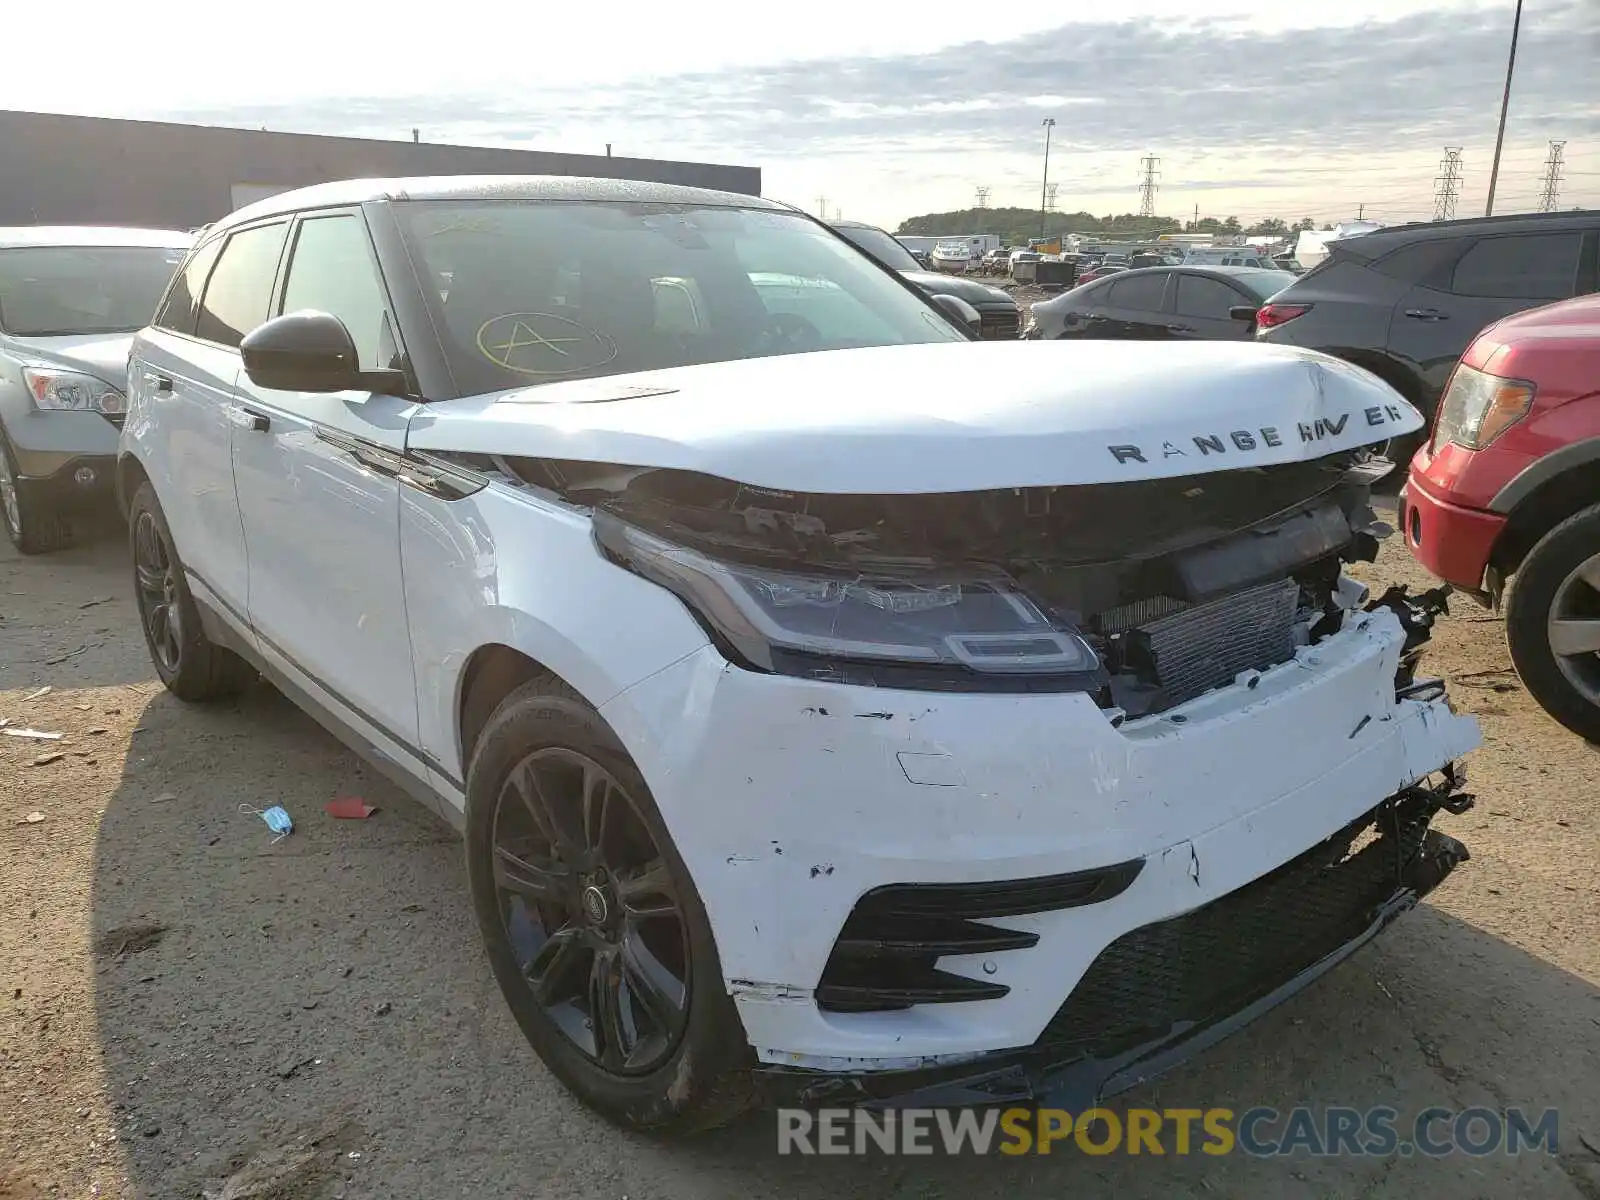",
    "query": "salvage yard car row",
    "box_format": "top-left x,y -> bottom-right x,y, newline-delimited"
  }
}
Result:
0,179 -> 1593,1136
